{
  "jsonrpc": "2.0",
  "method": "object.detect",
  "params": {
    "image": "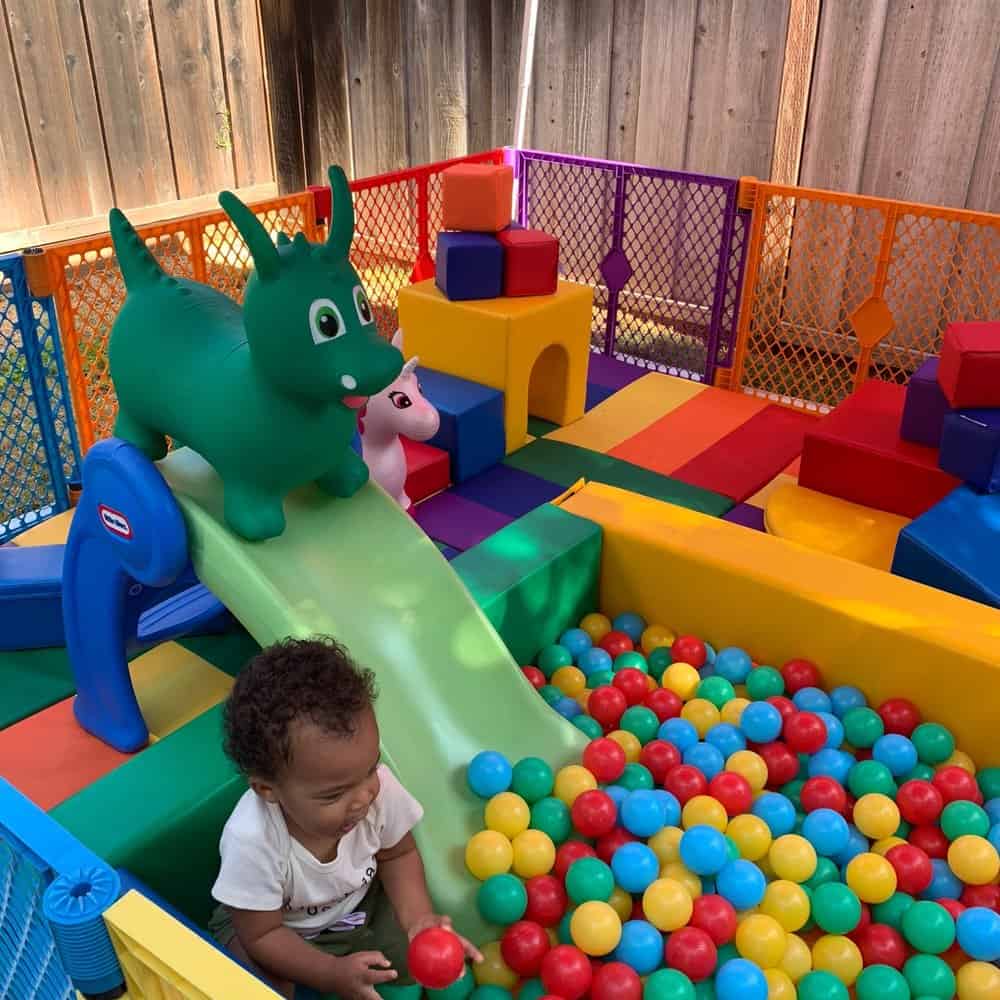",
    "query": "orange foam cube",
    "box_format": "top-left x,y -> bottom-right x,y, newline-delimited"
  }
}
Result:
442,164 -> 514,233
